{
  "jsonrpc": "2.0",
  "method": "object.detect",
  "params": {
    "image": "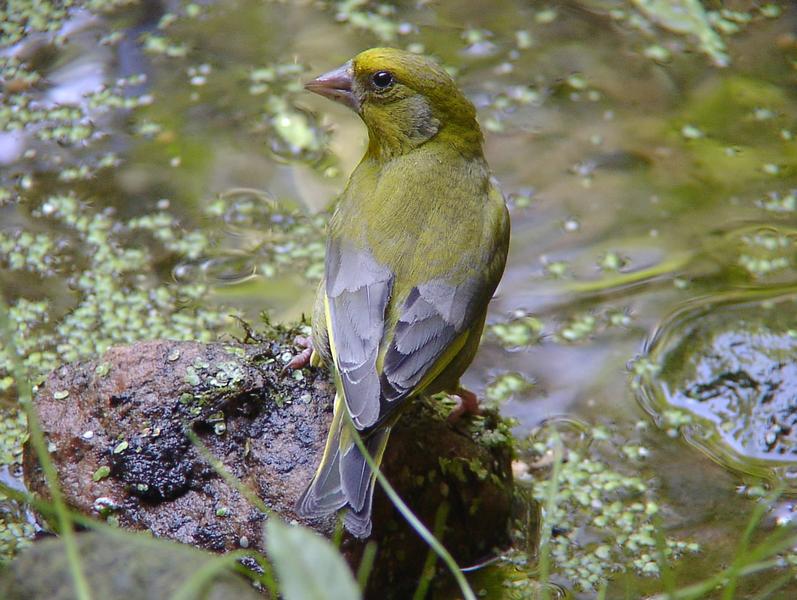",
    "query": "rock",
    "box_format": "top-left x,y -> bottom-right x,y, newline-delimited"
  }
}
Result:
0,530 -> 263,600
23,331 -> 514,595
